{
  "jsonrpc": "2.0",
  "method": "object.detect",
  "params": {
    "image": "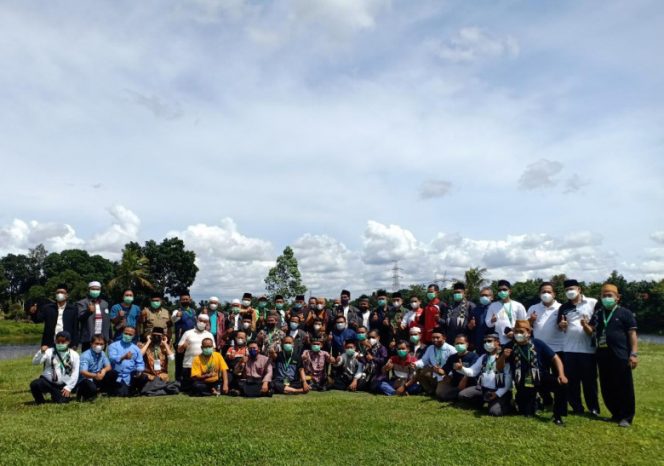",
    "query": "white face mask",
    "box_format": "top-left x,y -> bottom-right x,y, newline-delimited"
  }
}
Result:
484,341 -> 495,353
209,303 -> 218,310
540,293 -> 553,304
242,300 -> 251,307
316,304 -> 324,311
196,321 -> 207,331
514,333 -> 527,343
565,289 -> 579,300
393,301 -> 402,308
313,324 -> 322,331
55,293 -> 66,302
242,322 -> 251,329
236,339 -> 245,346
368,338 -> 378,346
410,302 -> 419,310
336,323 -> 346,331
92,345 -> 104,354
